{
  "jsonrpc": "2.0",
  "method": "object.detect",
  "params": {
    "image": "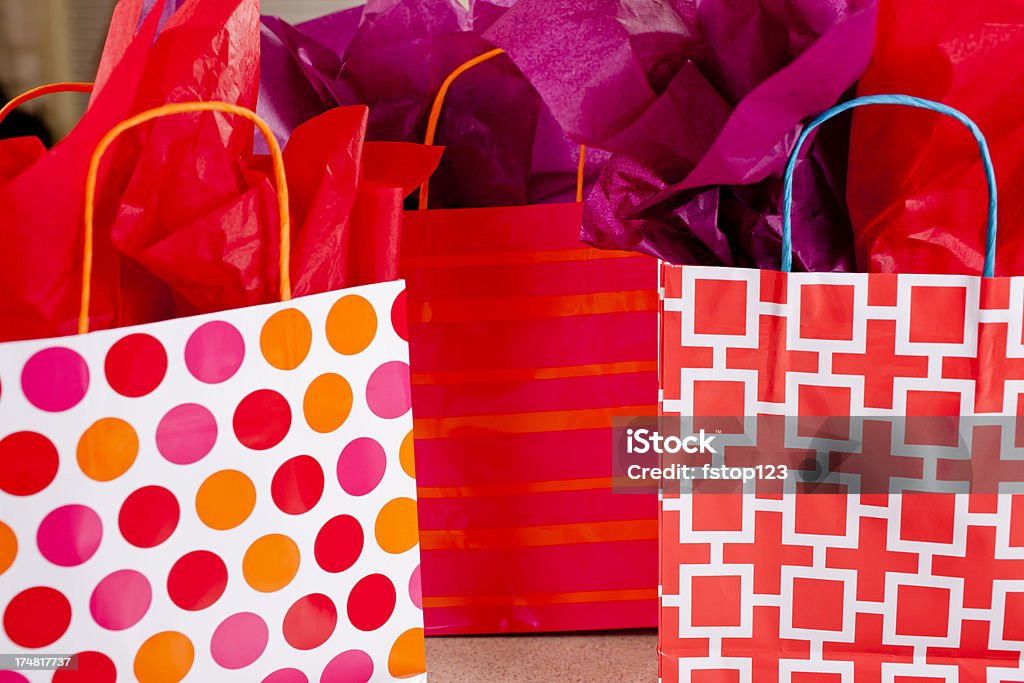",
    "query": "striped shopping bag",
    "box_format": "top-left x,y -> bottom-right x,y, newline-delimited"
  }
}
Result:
400,49 -> 661,634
